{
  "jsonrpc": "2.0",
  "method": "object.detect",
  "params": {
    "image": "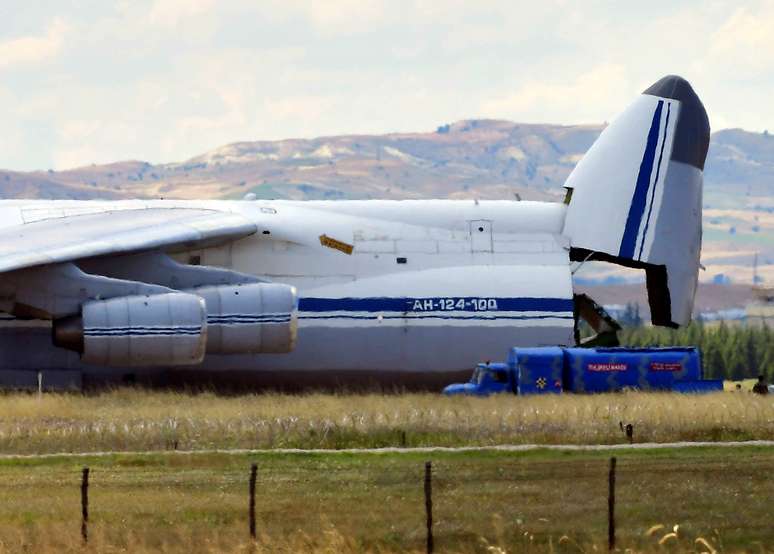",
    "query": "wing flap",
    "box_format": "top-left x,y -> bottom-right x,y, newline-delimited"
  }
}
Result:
0,208 -> 257,274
